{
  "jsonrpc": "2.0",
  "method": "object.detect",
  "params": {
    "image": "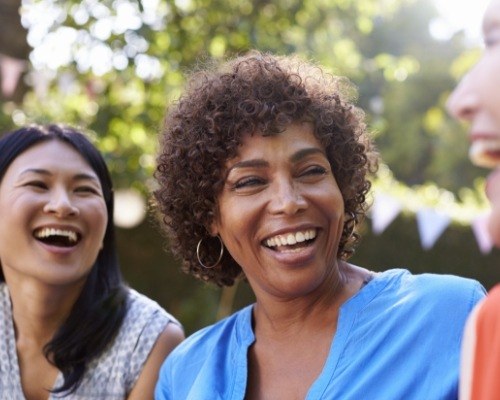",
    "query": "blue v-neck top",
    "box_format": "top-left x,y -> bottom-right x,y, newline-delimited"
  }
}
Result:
155,269 -> 485,400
